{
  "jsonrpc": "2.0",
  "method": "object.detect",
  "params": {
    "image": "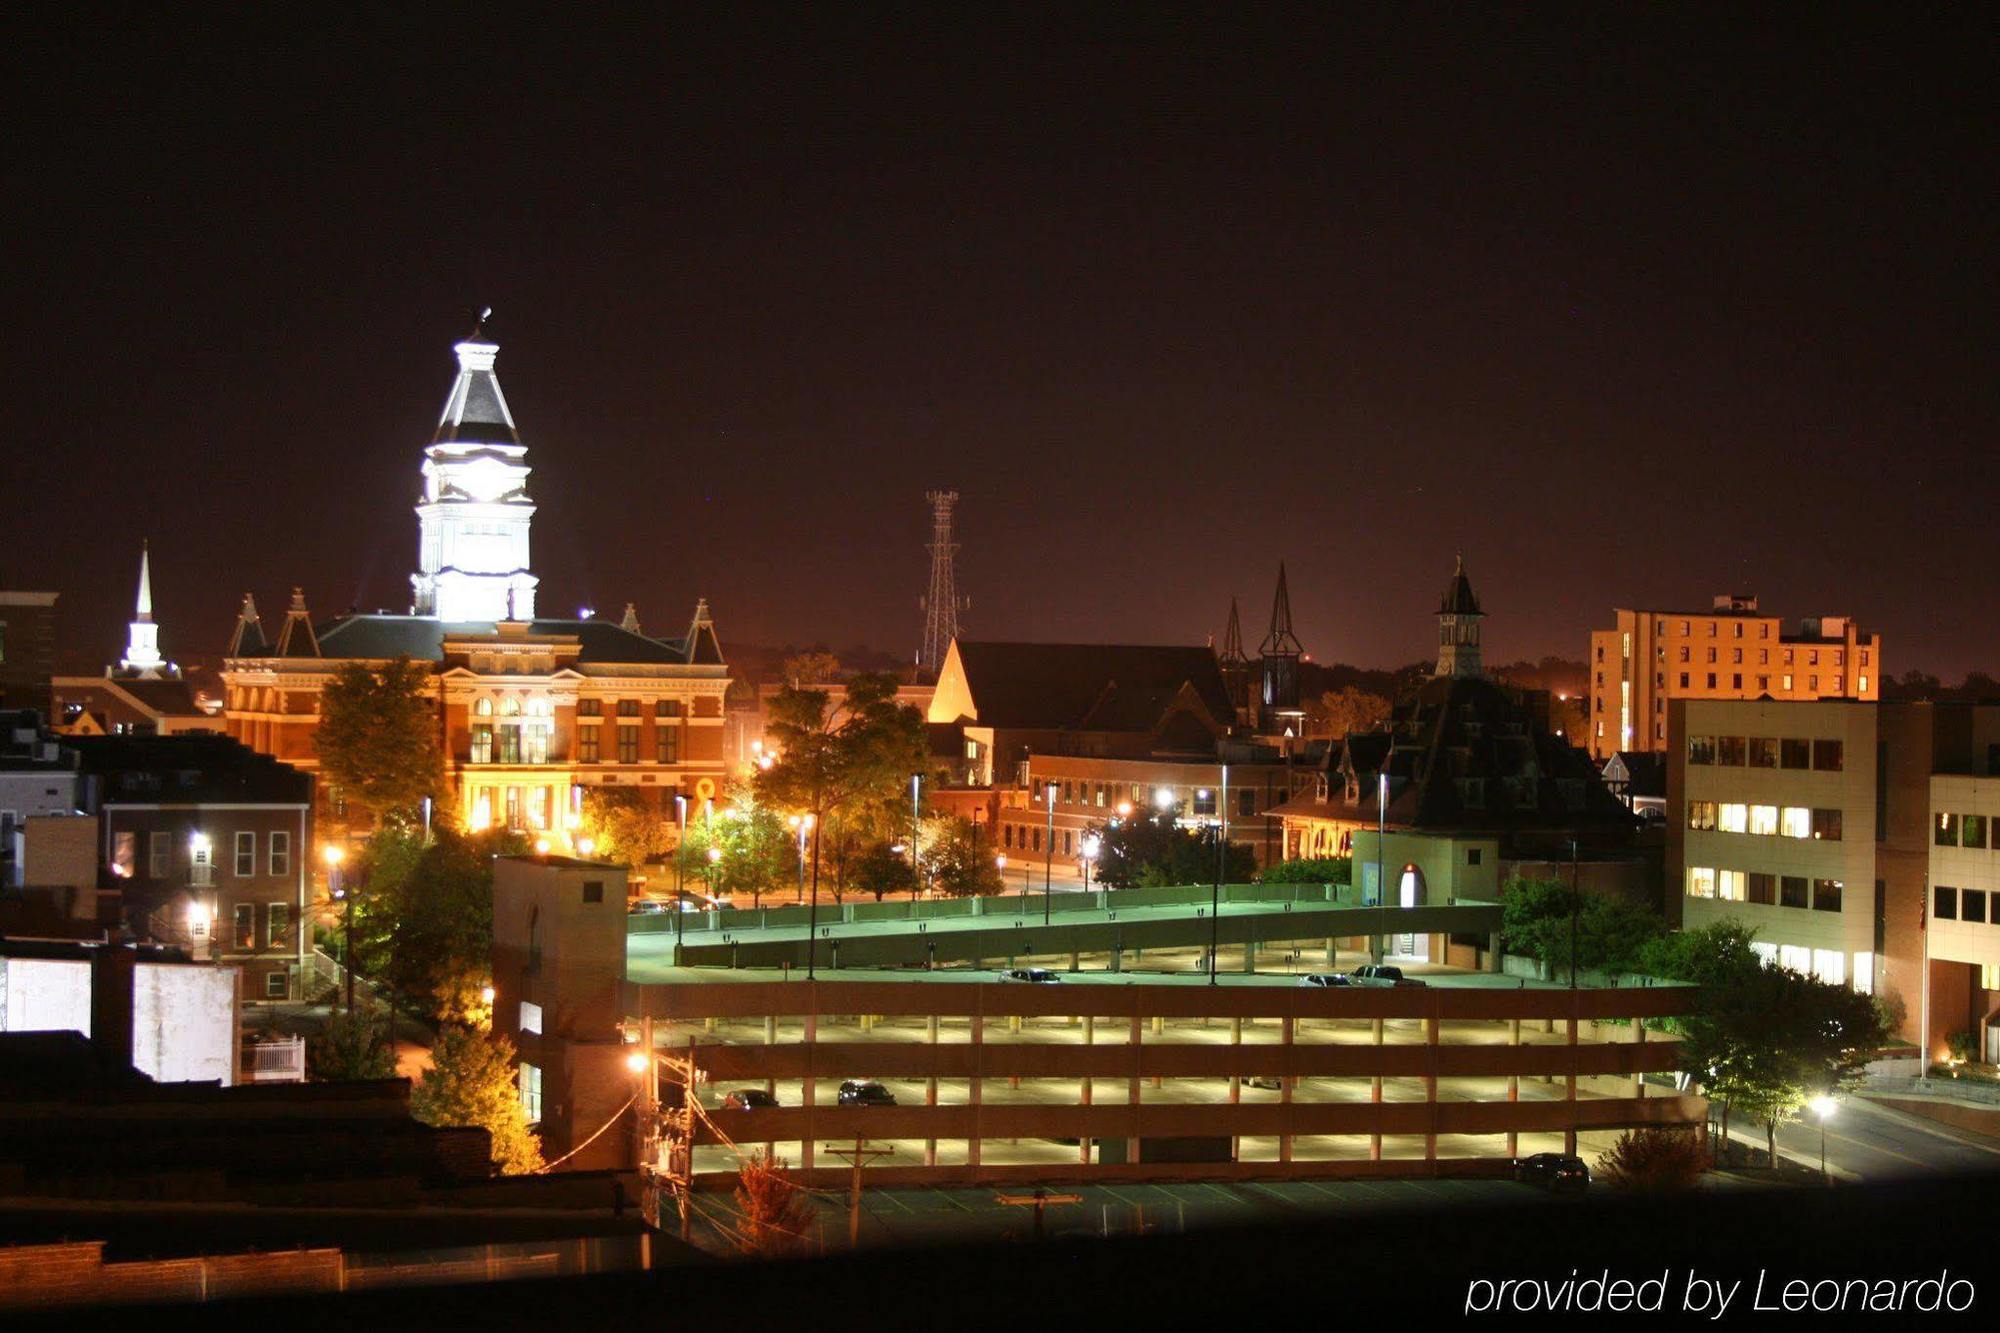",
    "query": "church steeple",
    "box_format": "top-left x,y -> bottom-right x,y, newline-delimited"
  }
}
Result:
410,316 -> 539,621
118,542 -> 168,677
1435,553 -> 1485,679
1258,562 -> 1303,714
